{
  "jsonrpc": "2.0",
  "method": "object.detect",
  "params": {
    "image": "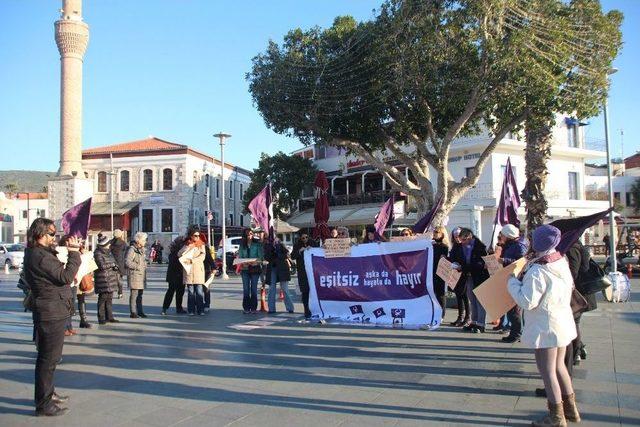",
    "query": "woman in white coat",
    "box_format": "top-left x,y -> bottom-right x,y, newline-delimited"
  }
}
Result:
508,225 -> 579,427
